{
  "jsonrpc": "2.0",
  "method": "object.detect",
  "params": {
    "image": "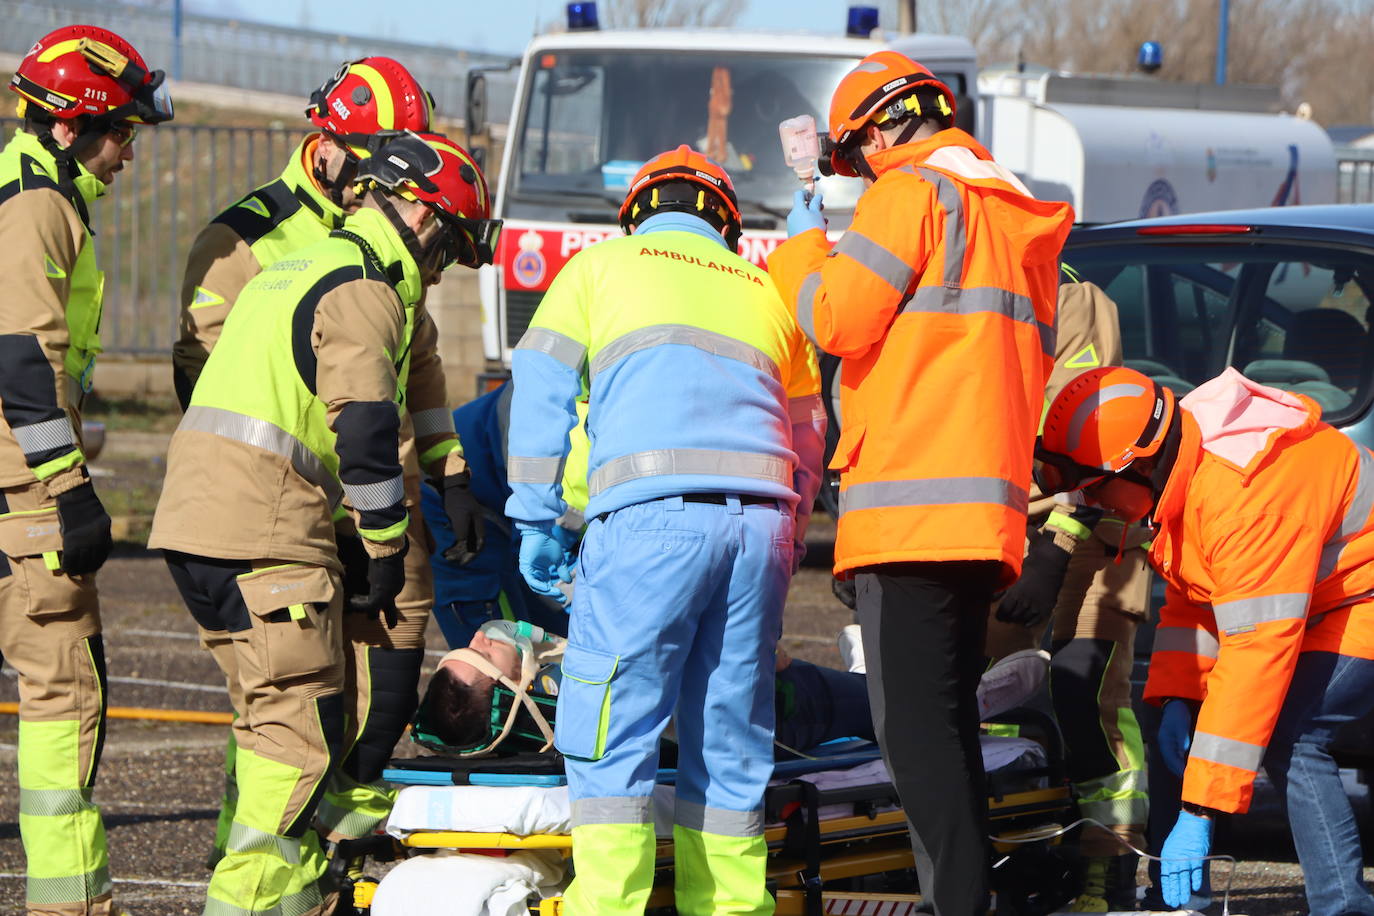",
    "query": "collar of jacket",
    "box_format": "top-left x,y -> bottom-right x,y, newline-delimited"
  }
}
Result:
283,134 -> 346,228
635,211 -> 728,249
10,129 -> 106,205
339,205 -> 423,306
863,127 -> 994,179
1150,409 -> 1203,529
